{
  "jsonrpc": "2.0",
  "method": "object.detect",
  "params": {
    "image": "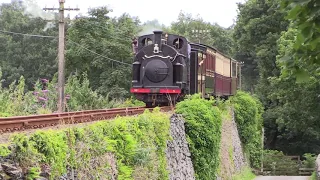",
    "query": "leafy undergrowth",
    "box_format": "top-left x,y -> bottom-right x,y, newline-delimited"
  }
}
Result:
232,167 -> 256,180
310,171 -> 317,180
230,91 -> 264,169
176,94 -> 222,179
0,71 -> 144,117
1,108 -> 170,180
115,97 -> 146,108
